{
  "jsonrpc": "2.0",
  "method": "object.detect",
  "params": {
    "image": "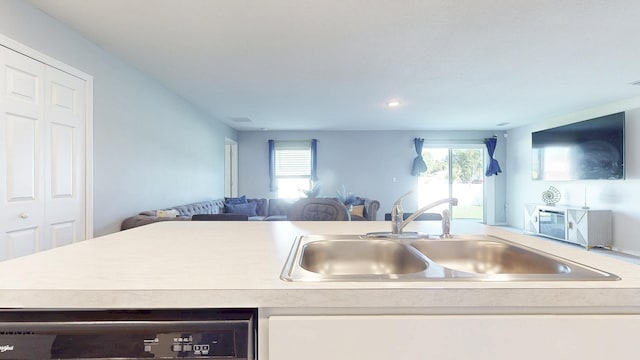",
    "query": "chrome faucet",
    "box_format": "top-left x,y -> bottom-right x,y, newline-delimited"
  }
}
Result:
390,191 -> 458,236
